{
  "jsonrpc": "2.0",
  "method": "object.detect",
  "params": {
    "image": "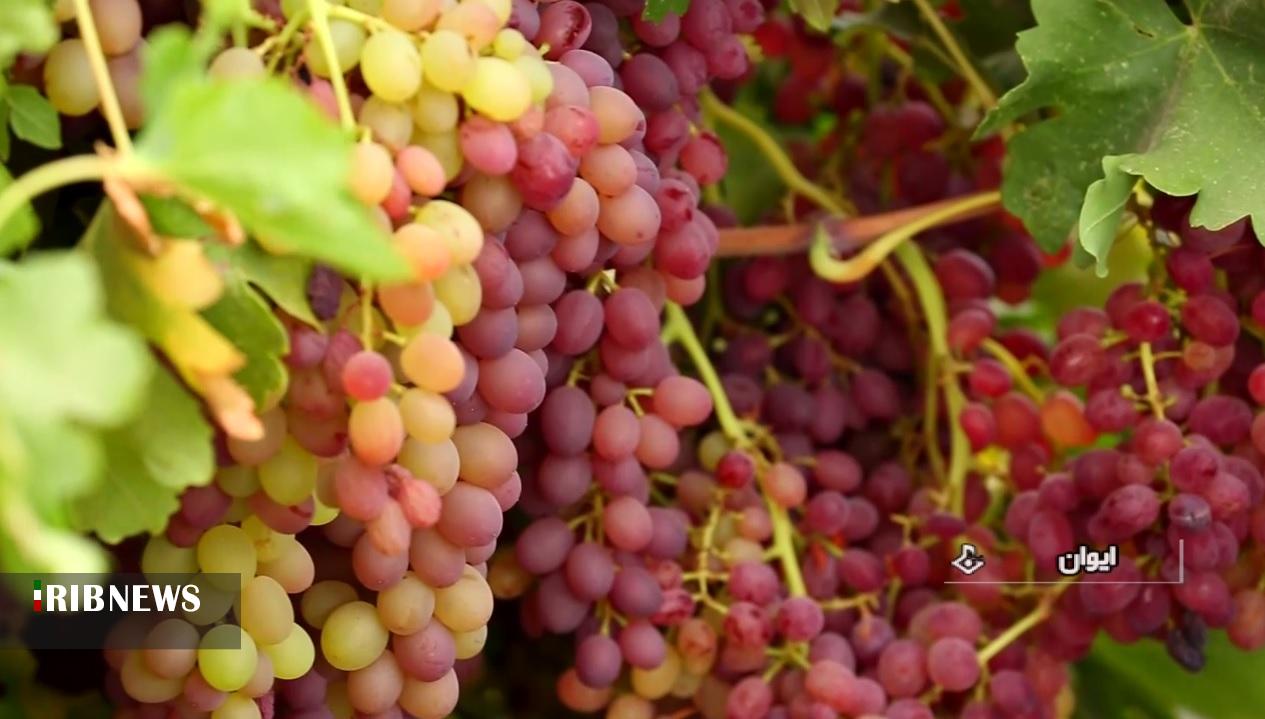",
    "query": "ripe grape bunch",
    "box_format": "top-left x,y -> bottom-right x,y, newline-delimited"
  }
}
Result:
13,0 -> 1265,718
